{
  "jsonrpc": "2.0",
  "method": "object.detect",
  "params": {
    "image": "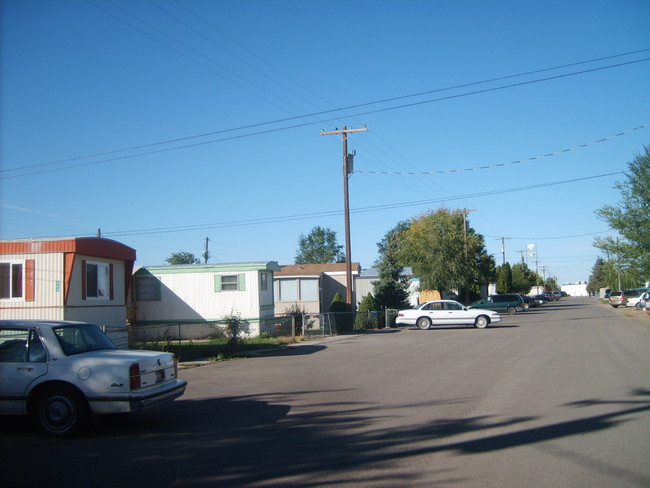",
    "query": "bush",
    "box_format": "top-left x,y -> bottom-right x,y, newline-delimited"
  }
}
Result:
355,293 -> 377,330
329,292 -> 353,333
